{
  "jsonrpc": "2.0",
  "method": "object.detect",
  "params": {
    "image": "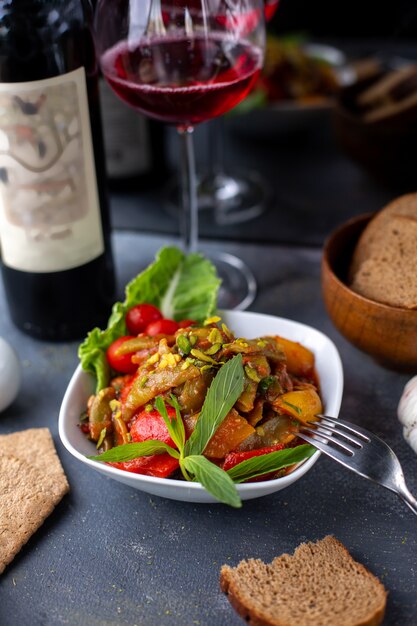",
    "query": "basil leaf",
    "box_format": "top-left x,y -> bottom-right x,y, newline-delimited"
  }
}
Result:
226,444 -> 315,483
182,455 -> 241,508
184,354 -> 245,457
168,394 -> 186,452
88,440 -> 180,462
154,396 -> 184,454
